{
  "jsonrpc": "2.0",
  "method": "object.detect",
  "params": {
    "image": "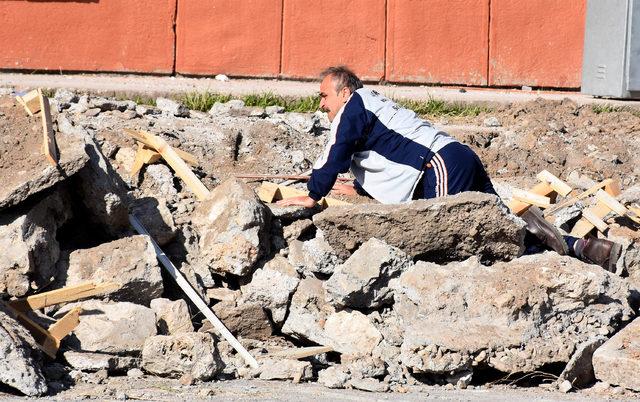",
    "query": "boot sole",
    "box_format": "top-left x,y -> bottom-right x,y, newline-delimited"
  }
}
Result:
527,206 -> 569,255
